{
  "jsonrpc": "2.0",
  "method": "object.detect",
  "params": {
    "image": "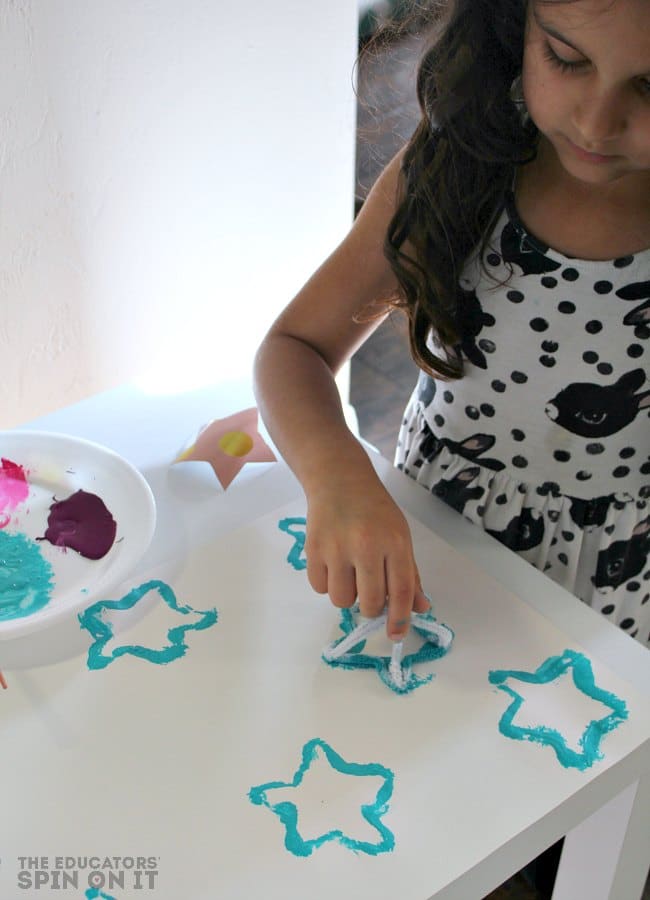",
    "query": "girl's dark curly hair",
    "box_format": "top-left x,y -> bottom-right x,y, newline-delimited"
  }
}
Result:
384,0 -> 539,378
